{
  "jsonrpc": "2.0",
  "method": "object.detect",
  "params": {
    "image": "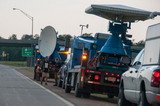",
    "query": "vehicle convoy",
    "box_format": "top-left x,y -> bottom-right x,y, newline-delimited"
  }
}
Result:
34,26 -> 68,81
118,23 -> 160,106
63,4 -> 160,98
